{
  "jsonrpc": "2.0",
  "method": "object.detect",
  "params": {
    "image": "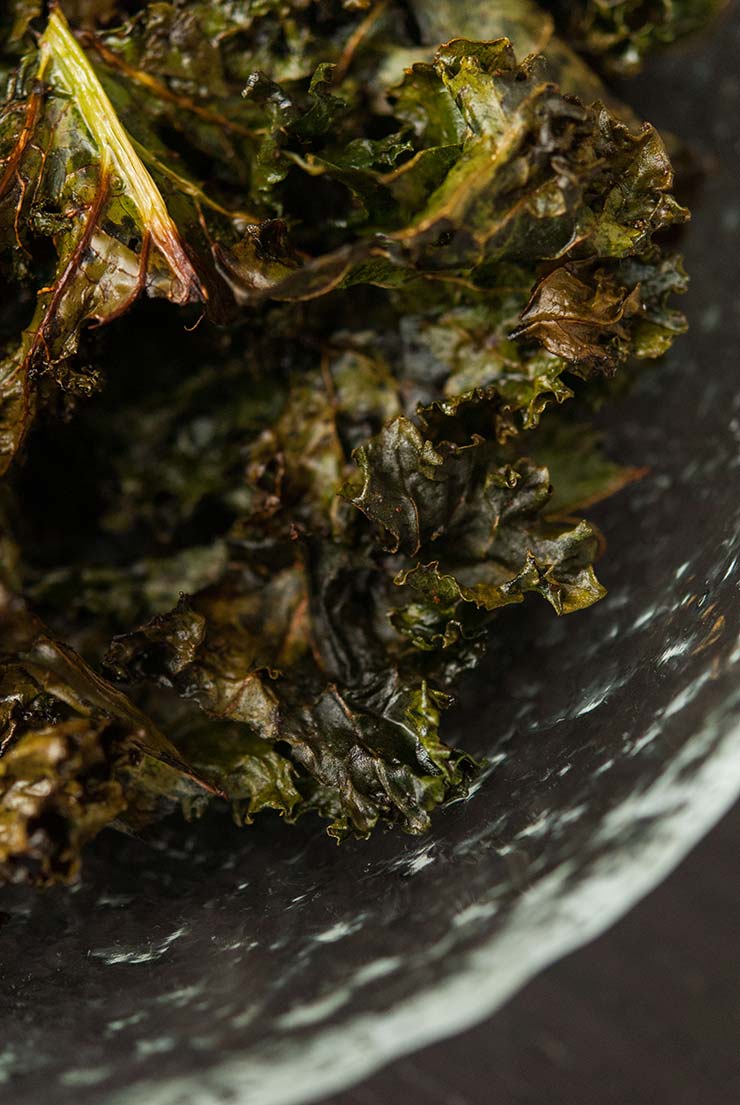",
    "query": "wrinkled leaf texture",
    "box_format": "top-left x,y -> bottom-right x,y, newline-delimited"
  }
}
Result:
0,0 -> 698,882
